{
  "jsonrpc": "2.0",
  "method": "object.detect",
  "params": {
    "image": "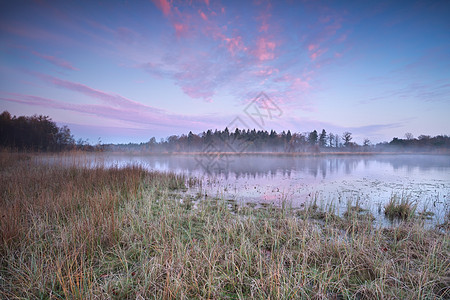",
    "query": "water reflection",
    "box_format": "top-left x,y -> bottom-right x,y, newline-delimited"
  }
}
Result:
98,154 -> 449,180
41,153 -> 450,179
40,153 -> 450,226
104,154 -> 385,179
